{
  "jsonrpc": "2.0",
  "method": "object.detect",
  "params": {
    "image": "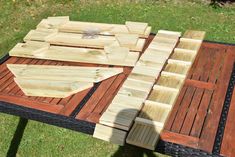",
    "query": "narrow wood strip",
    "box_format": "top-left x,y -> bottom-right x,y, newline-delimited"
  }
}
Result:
160,130 -> 199,149
185,79 -> 215,90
